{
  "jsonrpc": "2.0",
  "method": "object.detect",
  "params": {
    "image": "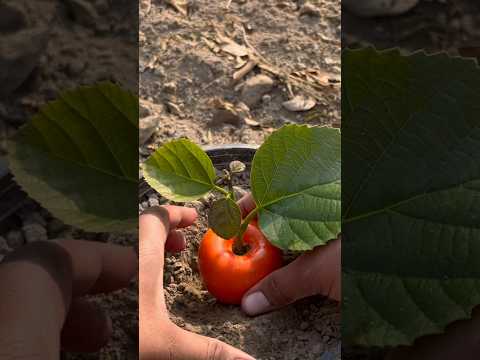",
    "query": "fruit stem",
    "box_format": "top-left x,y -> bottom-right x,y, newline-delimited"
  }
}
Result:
214,185 -> 230,196
233,206 -> 259,255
